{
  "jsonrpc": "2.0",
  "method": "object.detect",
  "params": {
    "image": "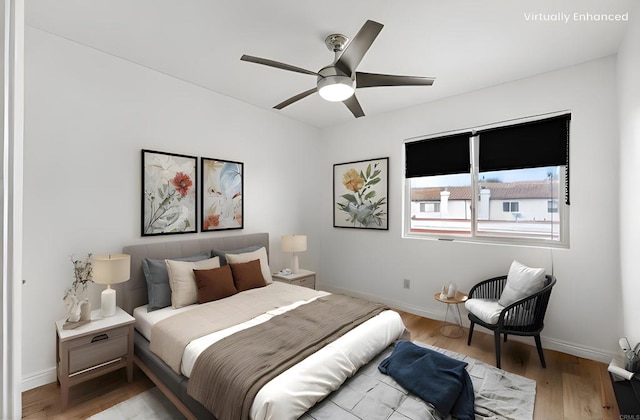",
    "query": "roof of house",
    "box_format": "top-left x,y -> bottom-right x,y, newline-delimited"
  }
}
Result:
411,180 -> 559,201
